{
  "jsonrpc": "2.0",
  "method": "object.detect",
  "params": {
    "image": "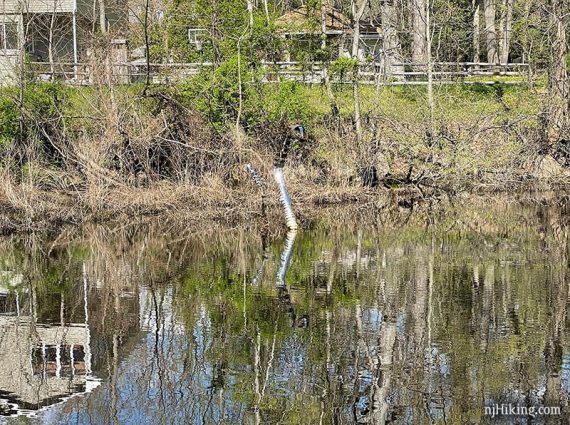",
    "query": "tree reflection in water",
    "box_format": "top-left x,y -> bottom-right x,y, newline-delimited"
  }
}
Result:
0,194 -> 569,424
